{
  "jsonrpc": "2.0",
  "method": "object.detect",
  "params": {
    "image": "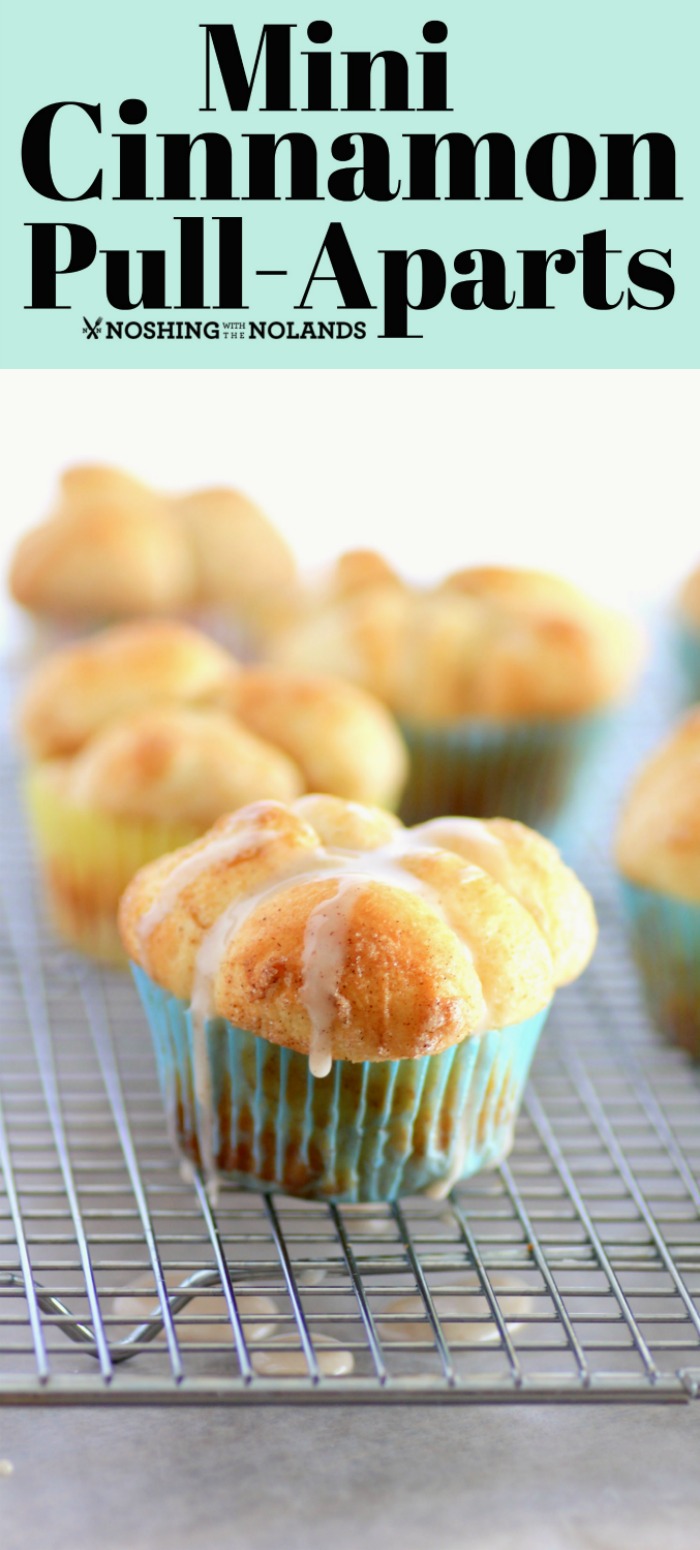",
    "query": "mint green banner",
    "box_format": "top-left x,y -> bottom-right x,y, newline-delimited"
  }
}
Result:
1,0 -> 697,367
